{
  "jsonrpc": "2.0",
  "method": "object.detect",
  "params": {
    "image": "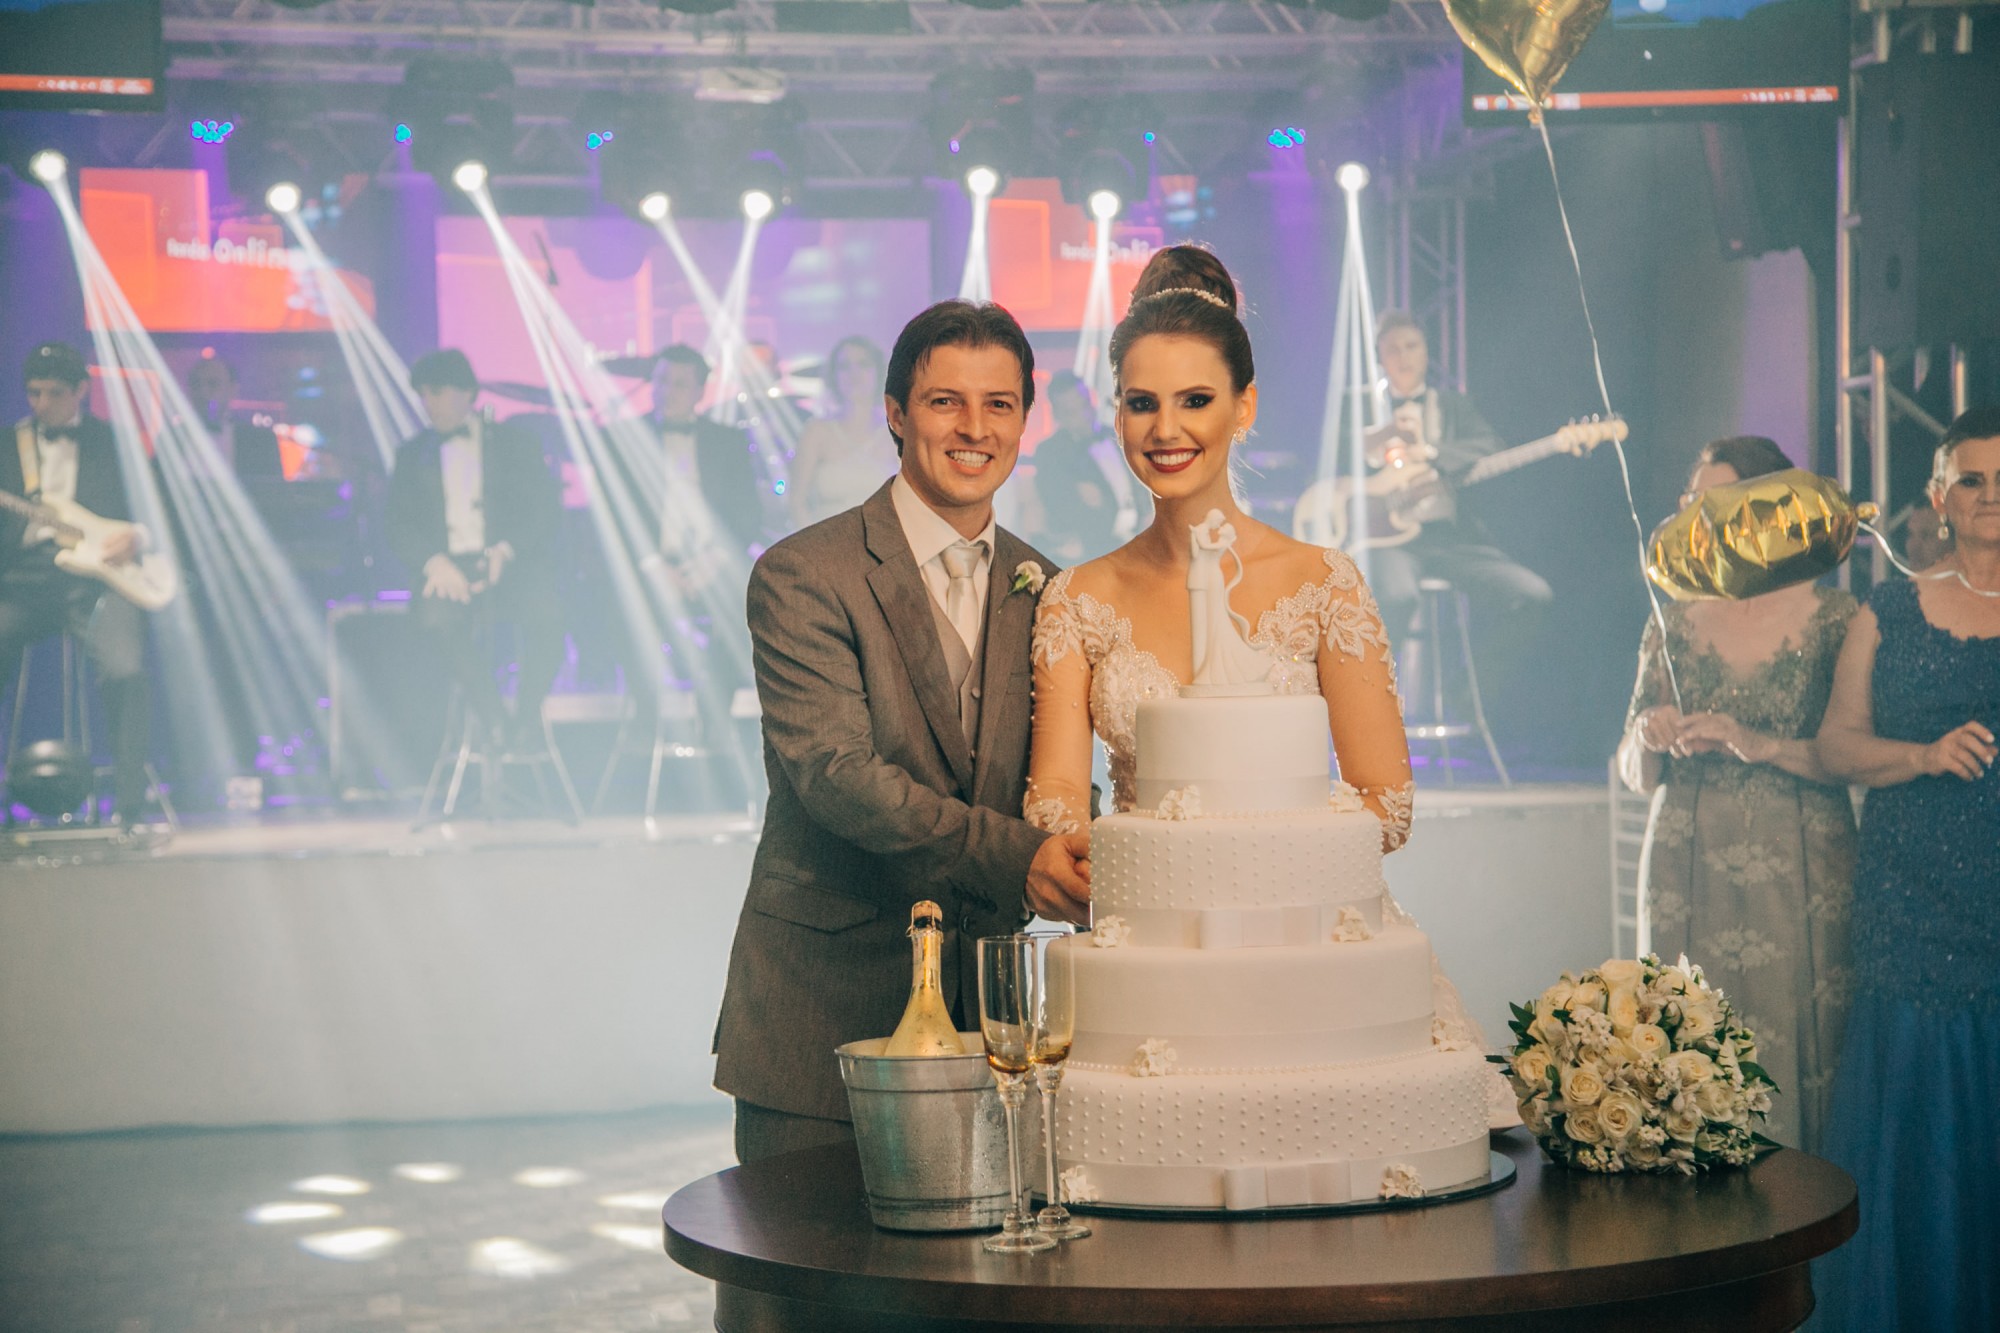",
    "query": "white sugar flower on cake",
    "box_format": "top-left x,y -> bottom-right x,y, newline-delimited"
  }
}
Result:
1131,1038 -> 1178,1077
1328,781 -> 1367,814
1156,786 -> 1202,821
1331,906 -> 1372,942
1379,1163 -> 1424,1199
1058,1165 -> 1100,1204
1091,915 -> 1131,949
